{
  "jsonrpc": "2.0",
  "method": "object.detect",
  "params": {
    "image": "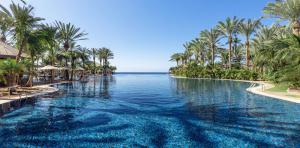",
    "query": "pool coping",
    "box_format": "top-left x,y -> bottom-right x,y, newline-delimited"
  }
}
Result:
170,75 -> 300,104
